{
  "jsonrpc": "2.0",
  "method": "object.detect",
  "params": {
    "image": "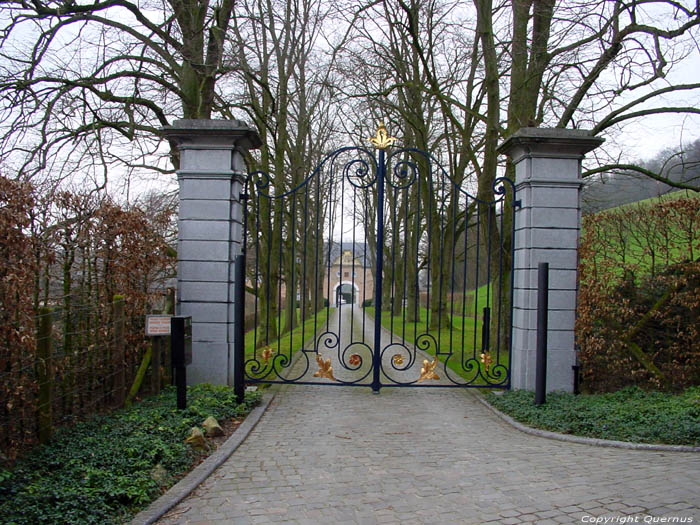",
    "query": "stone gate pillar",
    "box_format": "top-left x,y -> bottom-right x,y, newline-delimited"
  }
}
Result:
498,128 -> 603,392
162,119 -> 261,385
